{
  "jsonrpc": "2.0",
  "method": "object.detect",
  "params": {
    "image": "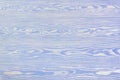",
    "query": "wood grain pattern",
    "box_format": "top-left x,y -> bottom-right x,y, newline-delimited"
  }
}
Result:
0,0 -> 120,80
